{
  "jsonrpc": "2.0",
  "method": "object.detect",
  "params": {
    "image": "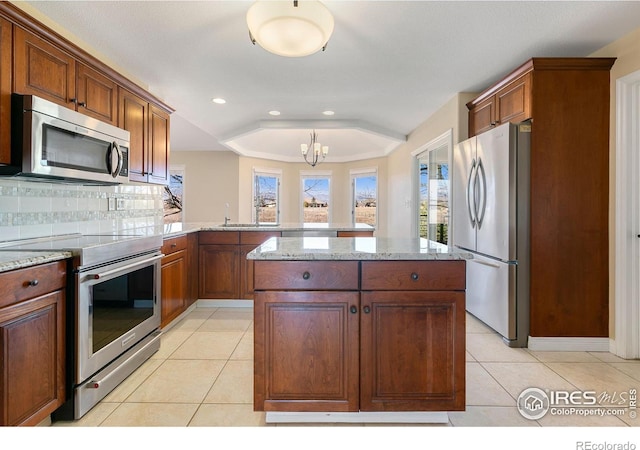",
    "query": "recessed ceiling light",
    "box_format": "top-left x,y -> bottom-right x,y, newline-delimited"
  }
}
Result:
212,98 -> 226,104
269,110 -> 281,116
322,110 -> 335,116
